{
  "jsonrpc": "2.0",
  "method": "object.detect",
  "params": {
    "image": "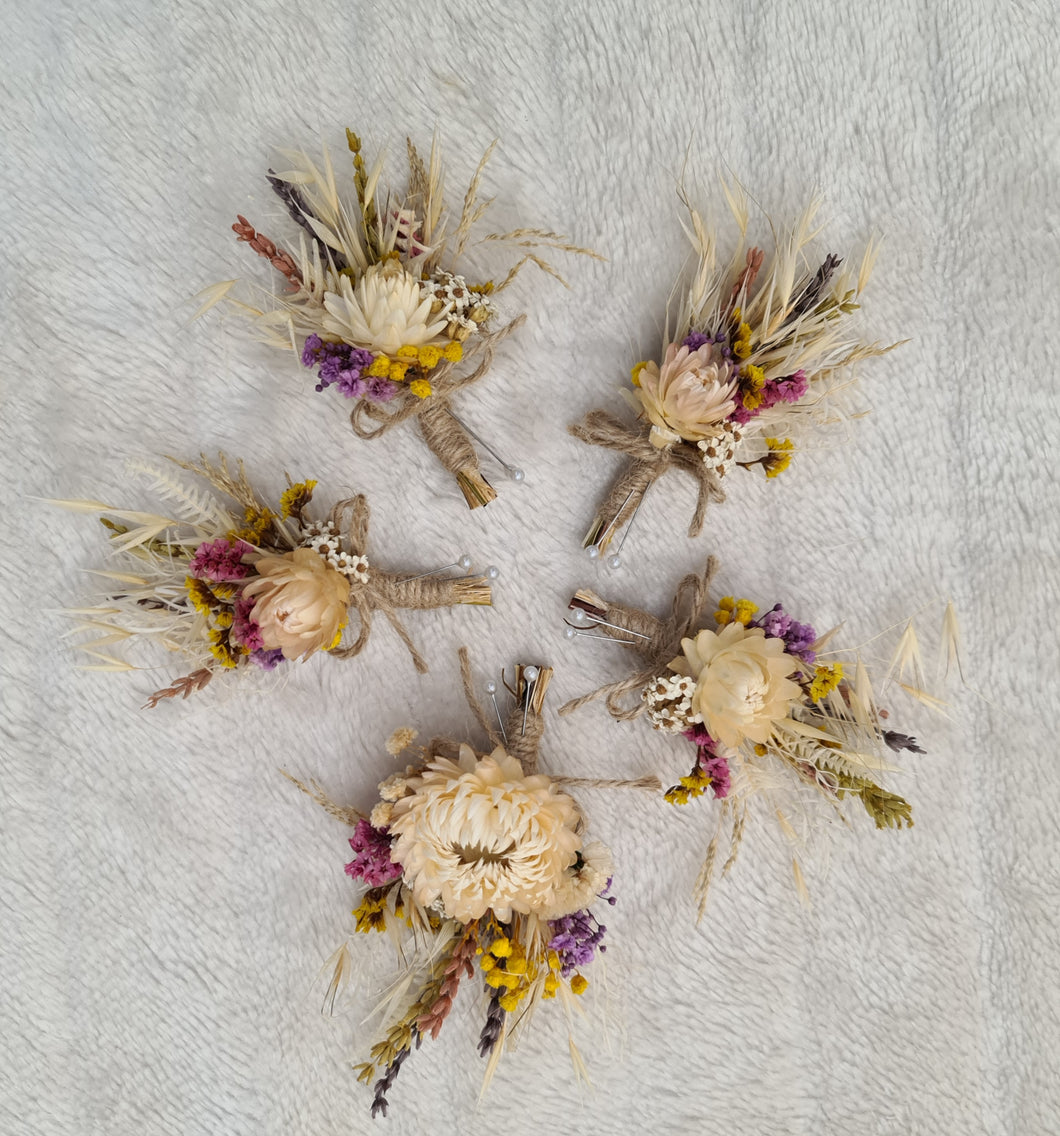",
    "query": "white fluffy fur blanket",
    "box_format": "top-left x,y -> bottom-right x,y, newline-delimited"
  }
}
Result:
2,1 -> 1057,1133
